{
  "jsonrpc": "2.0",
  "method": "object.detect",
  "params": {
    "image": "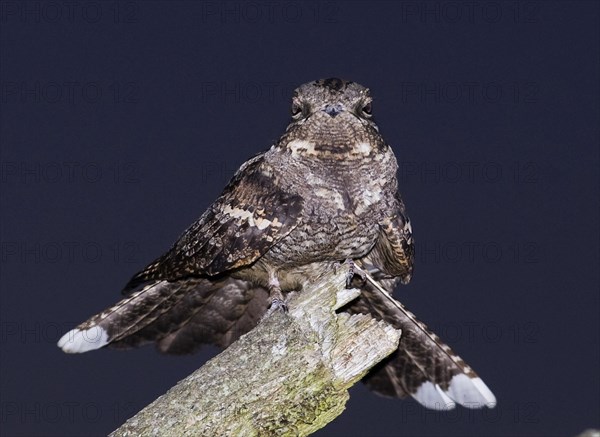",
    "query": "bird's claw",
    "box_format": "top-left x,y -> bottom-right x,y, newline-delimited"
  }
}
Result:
266,297 -> 288,316
272,298 -> 288,313
335,259 -> 366,288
